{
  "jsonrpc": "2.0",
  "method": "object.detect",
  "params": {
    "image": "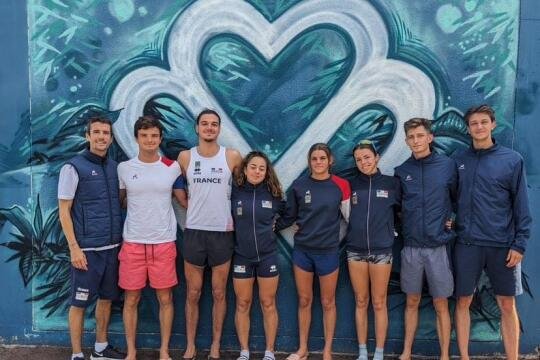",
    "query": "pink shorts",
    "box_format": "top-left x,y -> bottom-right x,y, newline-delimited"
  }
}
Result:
118,241 -> 178,290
